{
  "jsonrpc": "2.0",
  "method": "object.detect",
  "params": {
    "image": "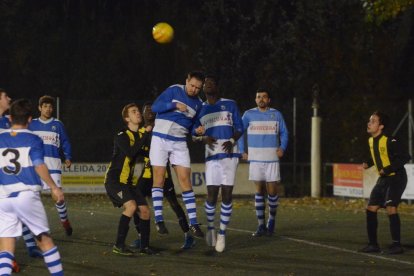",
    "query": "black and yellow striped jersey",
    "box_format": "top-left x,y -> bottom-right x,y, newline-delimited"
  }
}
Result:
105,128 -> 150,185
367,134 -> 410,176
